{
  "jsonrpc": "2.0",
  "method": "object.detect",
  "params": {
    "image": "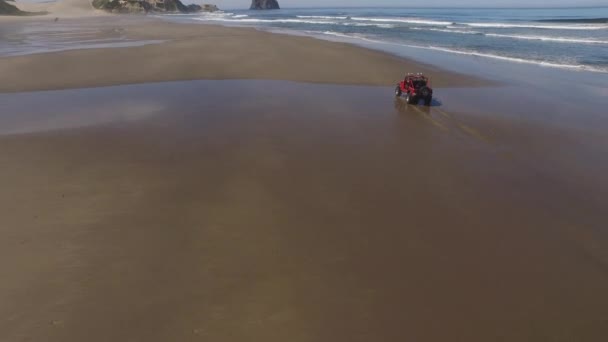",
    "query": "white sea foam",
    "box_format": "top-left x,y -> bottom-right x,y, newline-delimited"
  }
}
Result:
351,17 -> 453,26
199,12 -> 234,17
194,18 -> 333,24
400,46 -> 607,73
320,31 -> 356,38
485,33 -> 608,44
466,22 -> 608,30
297,15 -> 349,20
194,17 -> 395,28
411,27 -> 482,35
344,23 -> 396,28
